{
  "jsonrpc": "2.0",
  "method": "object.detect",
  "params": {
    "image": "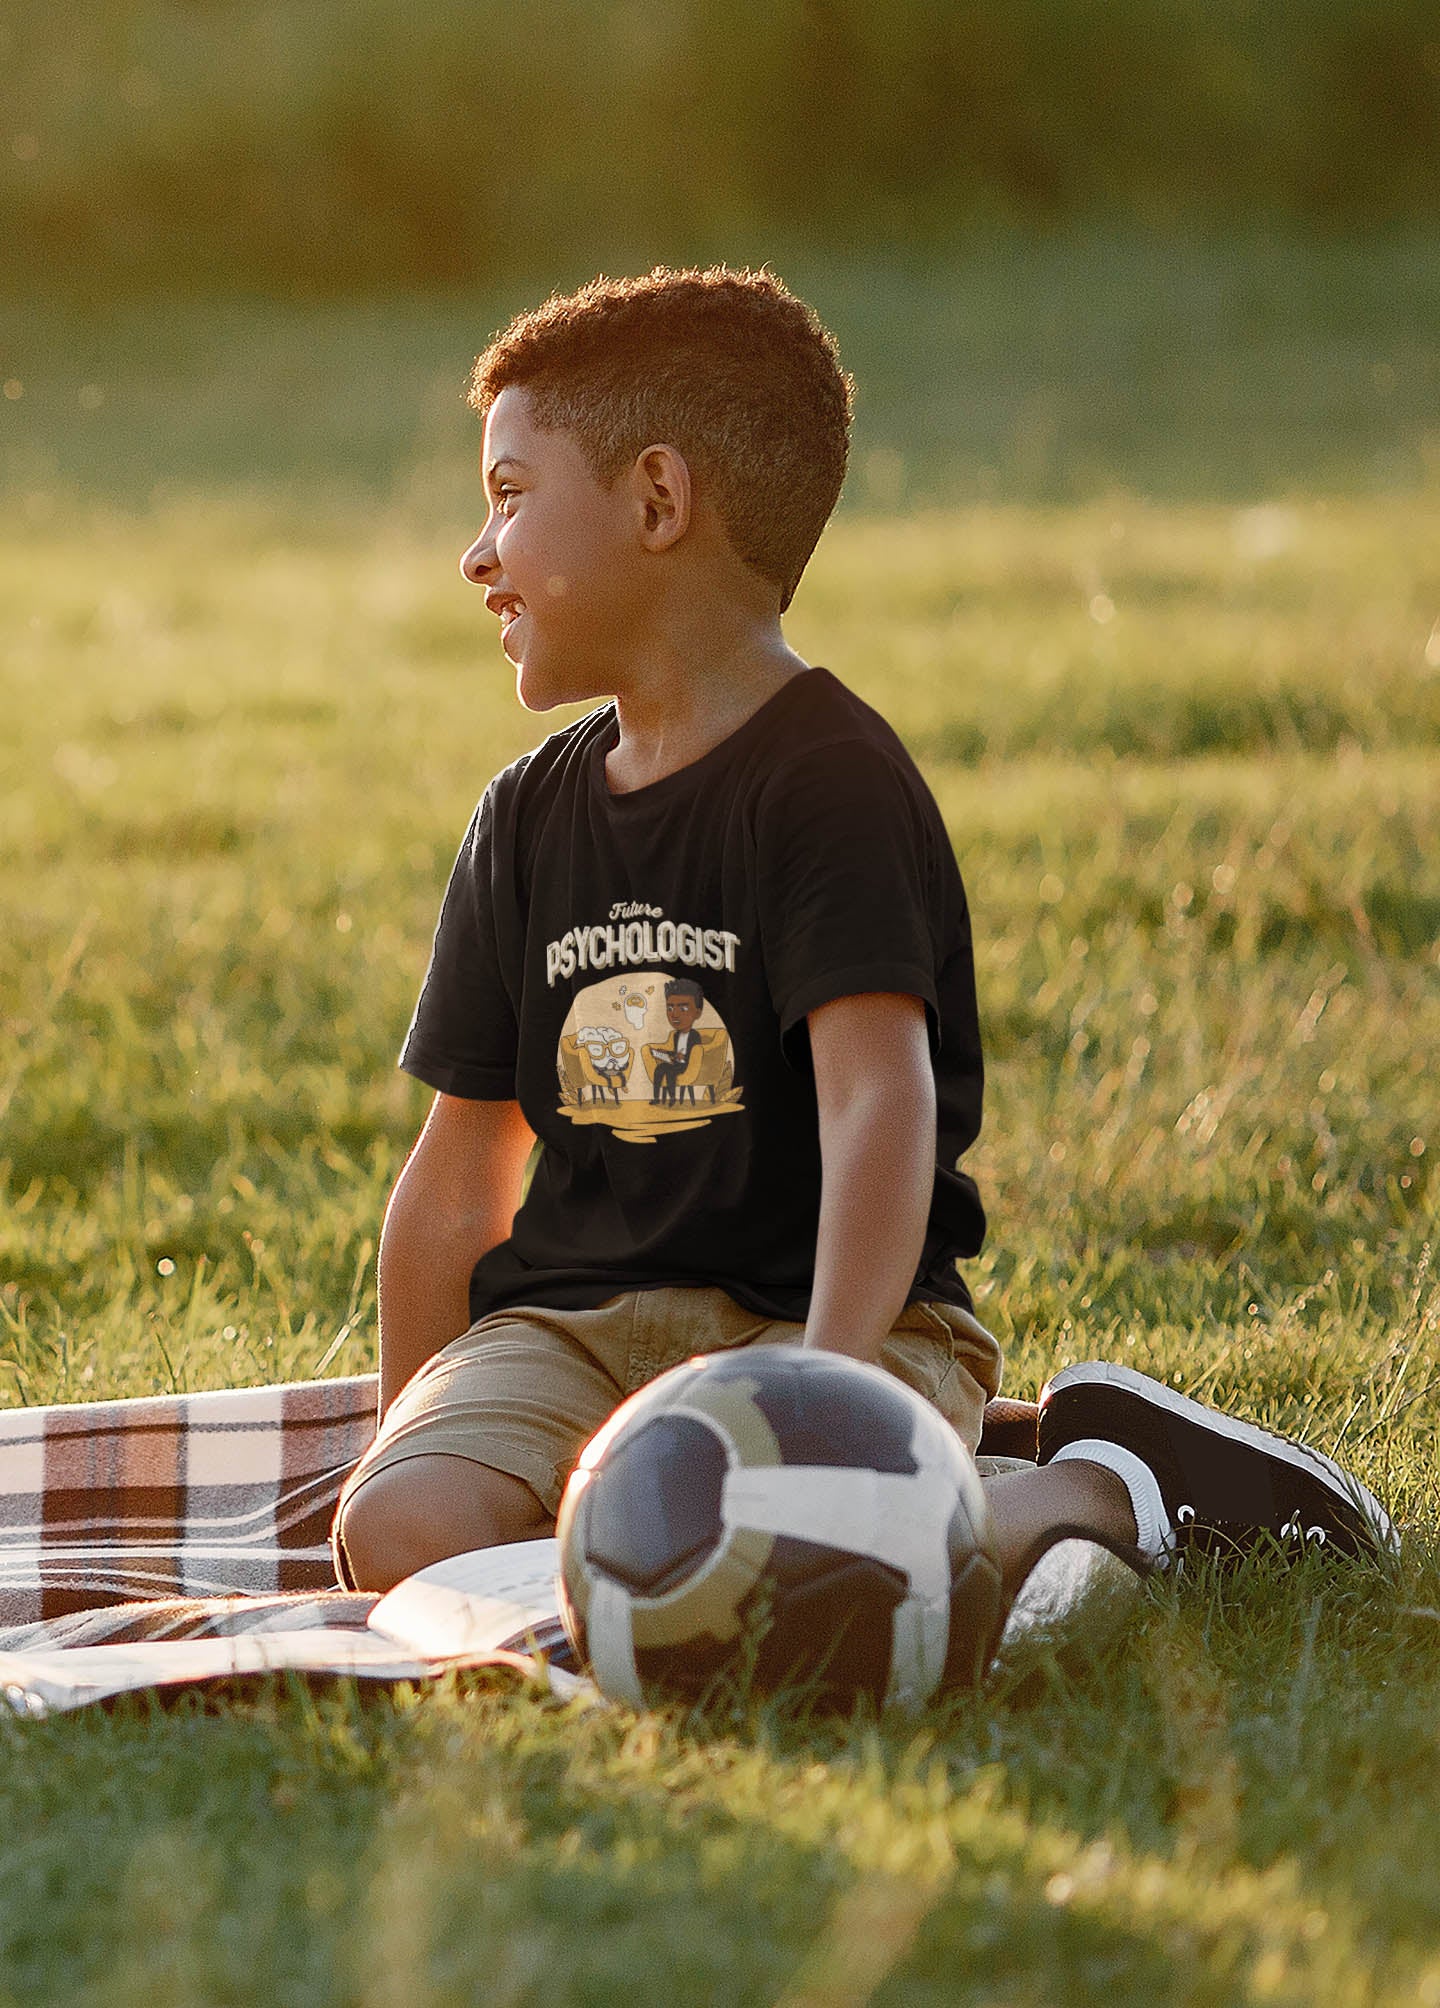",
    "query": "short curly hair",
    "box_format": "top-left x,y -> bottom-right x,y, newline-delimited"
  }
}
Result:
468,266 -> 853,612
